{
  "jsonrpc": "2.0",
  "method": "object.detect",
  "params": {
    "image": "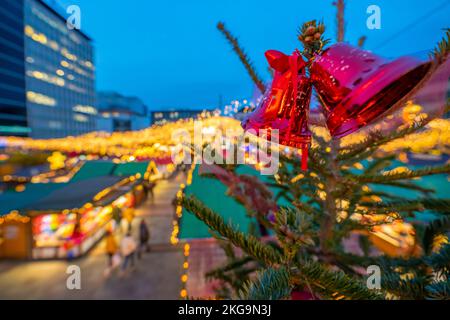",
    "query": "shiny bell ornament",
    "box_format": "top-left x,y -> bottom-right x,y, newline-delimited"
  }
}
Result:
310,43 -> 432,138
242,50 -> 312,170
